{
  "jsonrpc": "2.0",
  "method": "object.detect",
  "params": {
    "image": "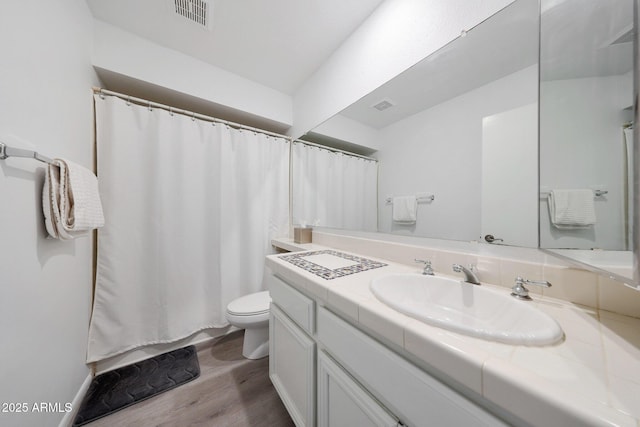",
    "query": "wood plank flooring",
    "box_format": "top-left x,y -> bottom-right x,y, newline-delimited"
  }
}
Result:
85,331 -> 294,427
